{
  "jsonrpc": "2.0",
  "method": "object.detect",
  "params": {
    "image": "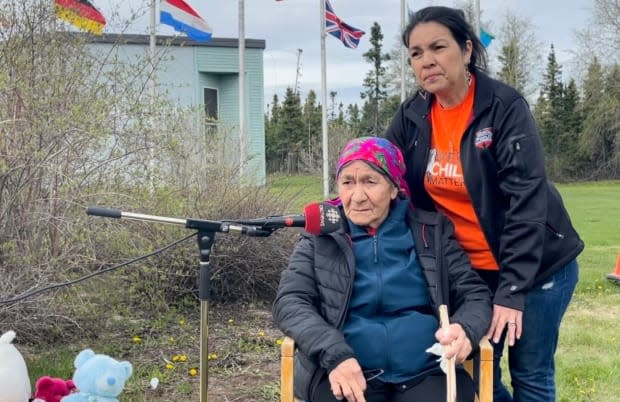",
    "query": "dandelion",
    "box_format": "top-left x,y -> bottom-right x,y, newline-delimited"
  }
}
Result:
227,318 -> 234,324
258,331 -> 265,337
132,336 -> 142,344
179,354 -> 187,362
179,319 -> 186,326
275,338 -> 283,346
166,363 -> 174,370
188,367 -> 198,376
172,355 -> 181,362
207,353 -> 218,360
